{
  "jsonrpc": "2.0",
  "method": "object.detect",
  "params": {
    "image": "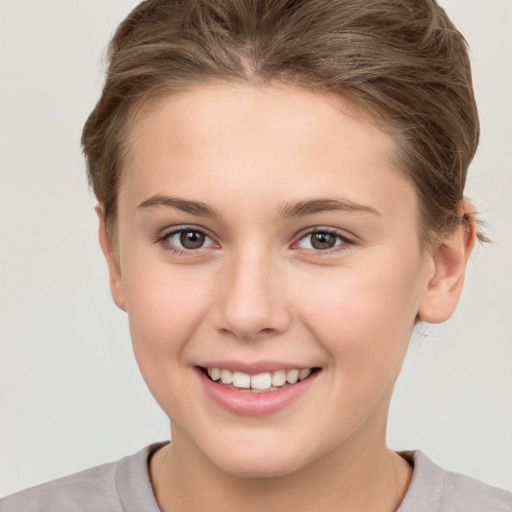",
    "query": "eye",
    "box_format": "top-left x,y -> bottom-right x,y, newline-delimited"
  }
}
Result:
161,227 -> 215,252
296,230 -> 351,251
